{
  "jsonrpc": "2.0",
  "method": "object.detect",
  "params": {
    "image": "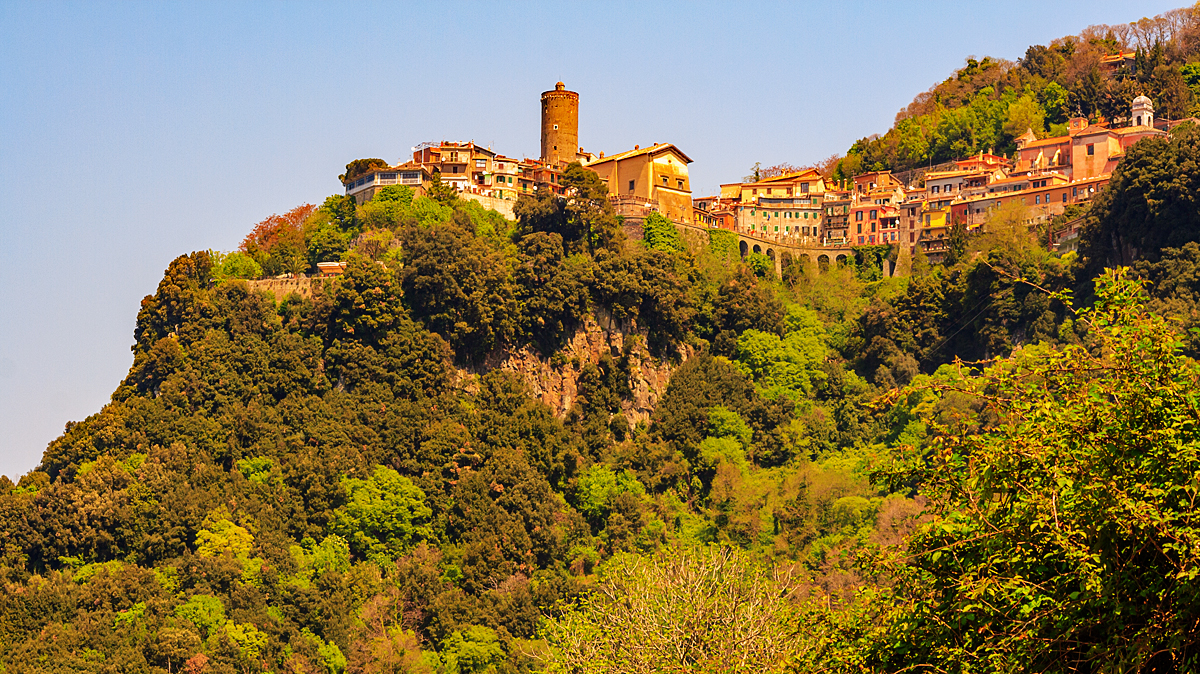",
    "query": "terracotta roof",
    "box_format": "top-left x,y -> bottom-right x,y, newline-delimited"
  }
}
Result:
1022,136 -> 1071,149
1100,51 -> 1136,64
586,143 -> 693,166
988,175 -> 1032,186
757,168 -> 823,184
924,169 -> 978,179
